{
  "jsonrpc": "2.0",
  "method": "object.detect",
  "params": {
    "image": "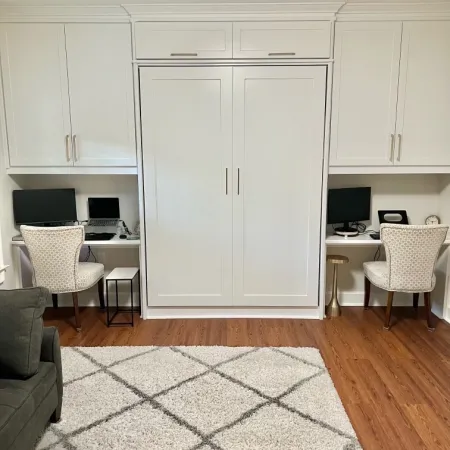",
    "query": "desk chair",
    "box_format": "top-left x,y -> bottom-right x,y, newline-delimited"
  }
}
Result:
363,224 -> 448,331
21,225 -> 105,331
